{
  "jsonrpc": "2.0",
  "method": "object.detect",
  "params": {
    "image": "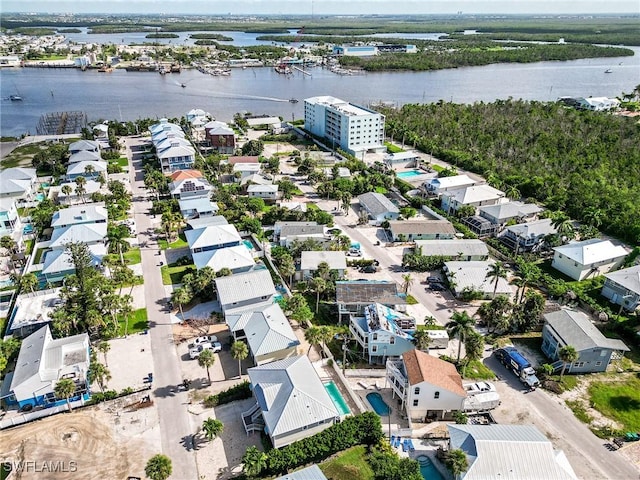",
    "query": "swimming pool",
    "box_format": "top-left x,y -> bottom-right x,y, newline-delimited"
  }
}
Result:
35,193 -> 45,201
397,169 -> 424,179
416,455 -> 445,480
243,239 -> 254,250
366,392 -> 391,416
324,381 -> 351,416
